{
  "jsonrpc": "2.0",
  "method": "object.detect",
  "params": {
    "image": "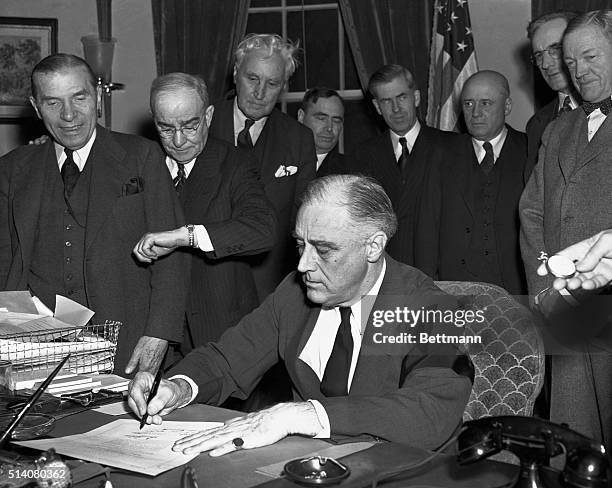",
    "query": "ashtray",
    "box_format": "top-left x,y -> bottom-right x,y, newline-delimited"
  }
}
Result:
0,413 -> 55,440
284,456 -> 350,485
